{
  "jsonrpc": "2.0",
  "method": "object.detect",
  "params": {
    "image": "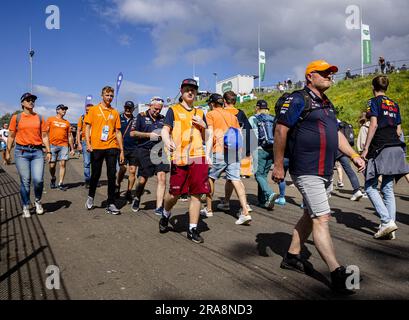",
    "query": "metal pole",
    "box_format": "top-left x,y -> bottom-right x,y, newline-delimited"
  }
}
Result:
258,24 -> 261,92
360,6 -> 363,77
29,27 -> 33,93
